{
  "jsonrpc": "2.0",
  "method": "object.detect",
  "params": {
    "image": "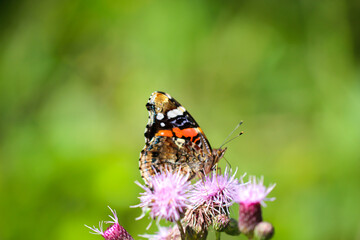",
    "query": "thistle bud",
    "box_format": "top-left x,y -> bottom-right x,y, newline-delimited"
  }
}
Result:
213,214 -> 230,232
254,221 -> 274,240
